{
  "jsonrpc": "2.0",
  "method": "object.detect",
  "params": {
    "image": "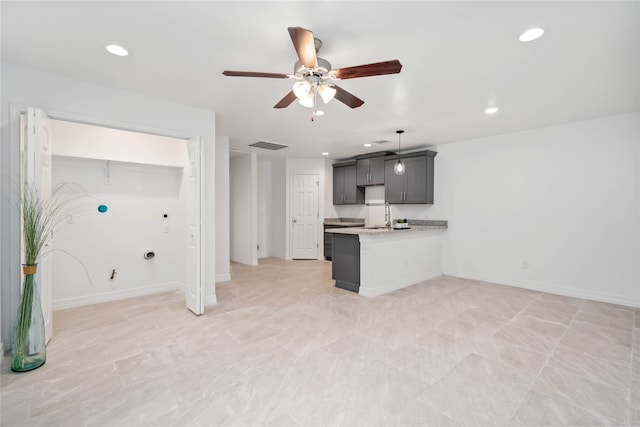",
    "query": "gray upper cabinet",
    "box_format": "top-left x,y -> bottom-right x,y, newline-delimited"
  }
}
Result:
356,157 -> 385,186
384,151 -> 436,204
333,163 -> 365,205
